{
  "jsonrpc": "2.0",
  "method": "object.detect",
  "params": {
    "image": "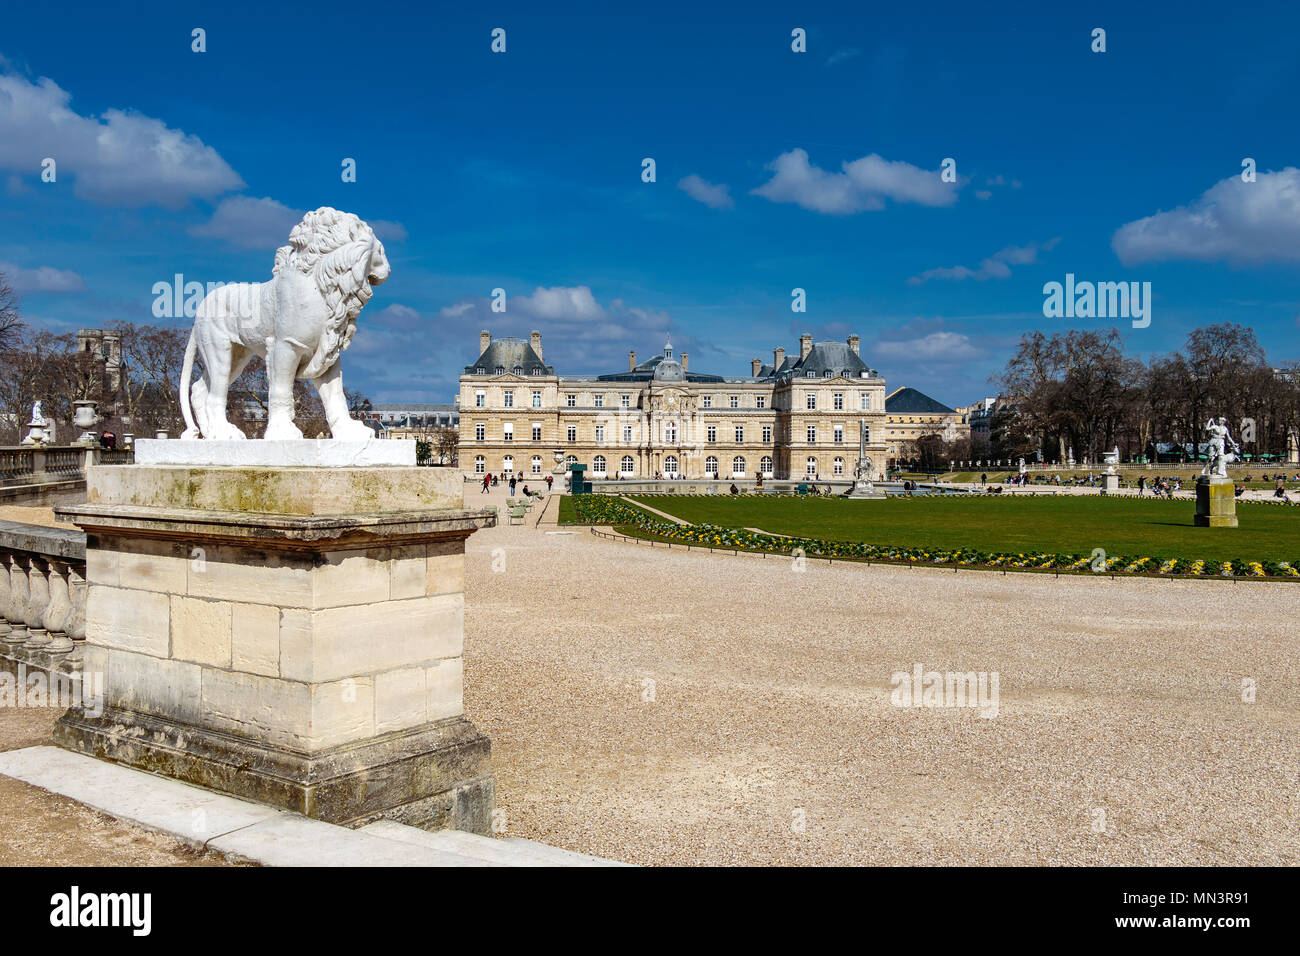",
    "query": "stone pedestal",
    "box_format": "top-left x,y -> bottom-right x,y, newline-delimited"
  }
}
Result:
53,460 -> 497,832
1102,472 -> 1120,494
1194,476 -> 1238,528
